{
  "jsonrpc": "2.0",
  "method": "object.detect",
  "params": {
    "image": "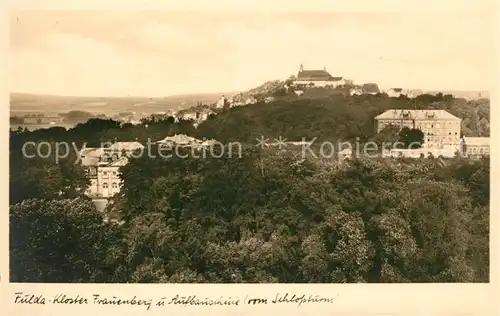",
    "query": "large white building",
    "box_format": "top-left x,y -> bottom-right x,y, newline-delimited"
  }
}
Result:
80,141 -> 145,198
375,109 -> 462,149
293,64 -> 345,88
